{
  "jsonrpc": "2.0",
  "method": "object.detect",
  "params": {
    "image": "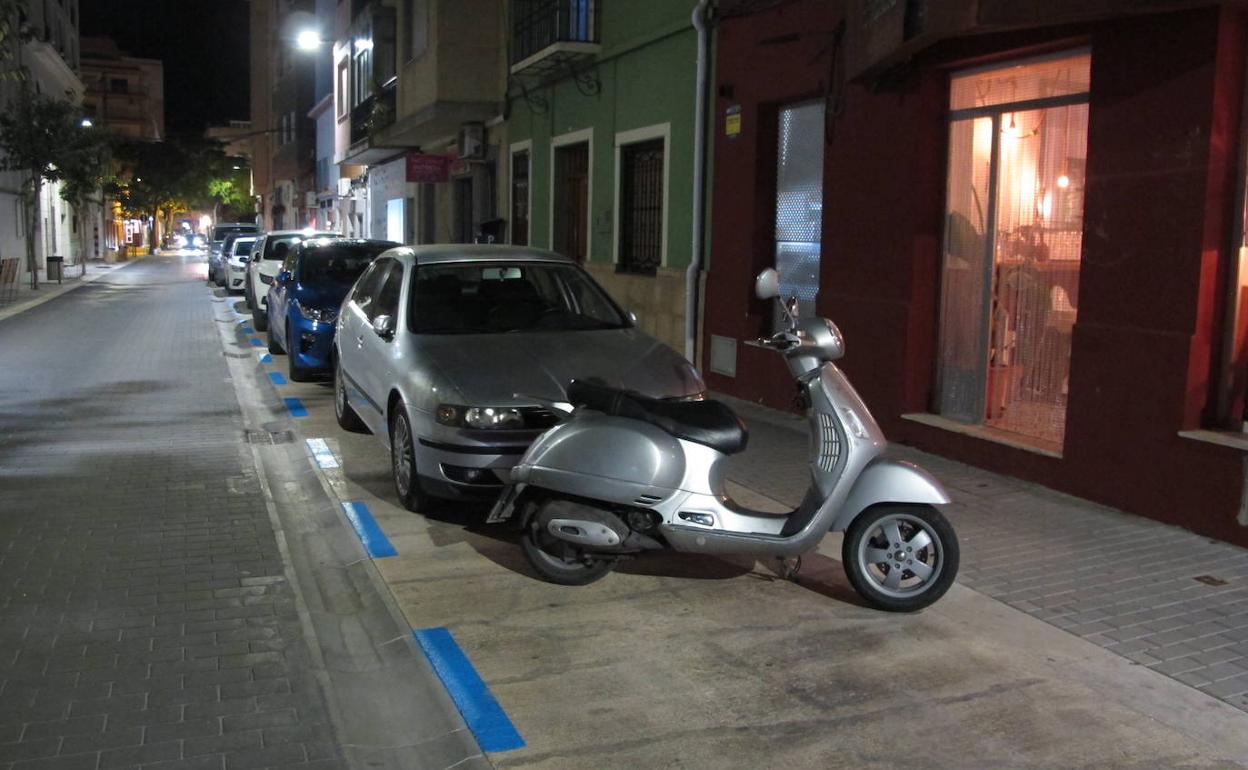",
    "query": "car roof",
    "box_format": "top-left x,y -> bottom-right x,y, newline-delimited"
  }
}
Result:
265,230 -> 339,237
387,244 -> 575,266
